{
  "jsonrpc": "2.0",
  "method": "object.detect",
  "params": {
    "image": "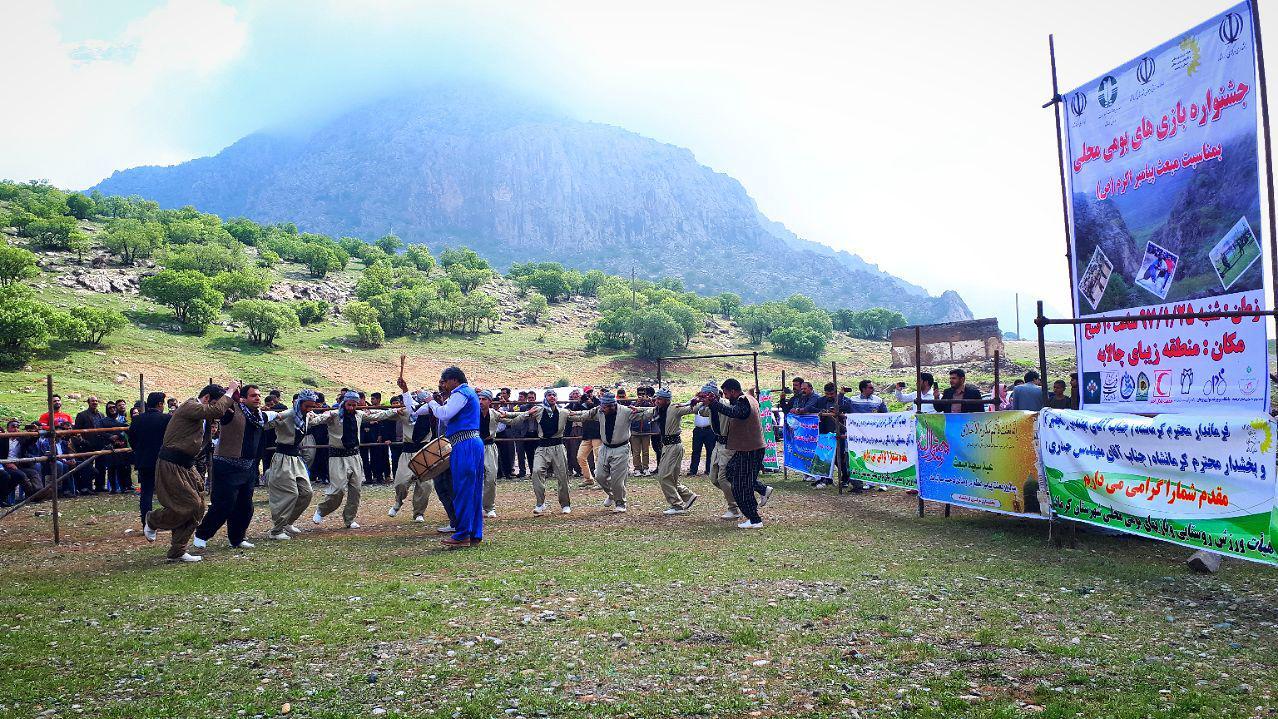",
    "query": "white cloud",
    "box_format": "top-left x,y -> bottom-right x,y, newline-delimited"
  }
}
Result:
0,0 -> 247,188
